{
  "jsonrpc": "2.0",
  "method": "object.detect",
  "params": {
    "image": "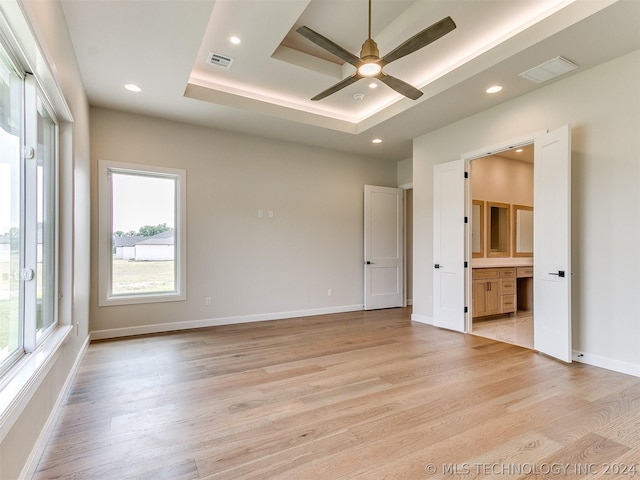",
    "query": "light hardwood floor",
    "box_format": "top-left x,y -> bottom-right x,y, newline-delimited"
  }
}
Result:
34,308 -> 640,479
472,311 -> 534,350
